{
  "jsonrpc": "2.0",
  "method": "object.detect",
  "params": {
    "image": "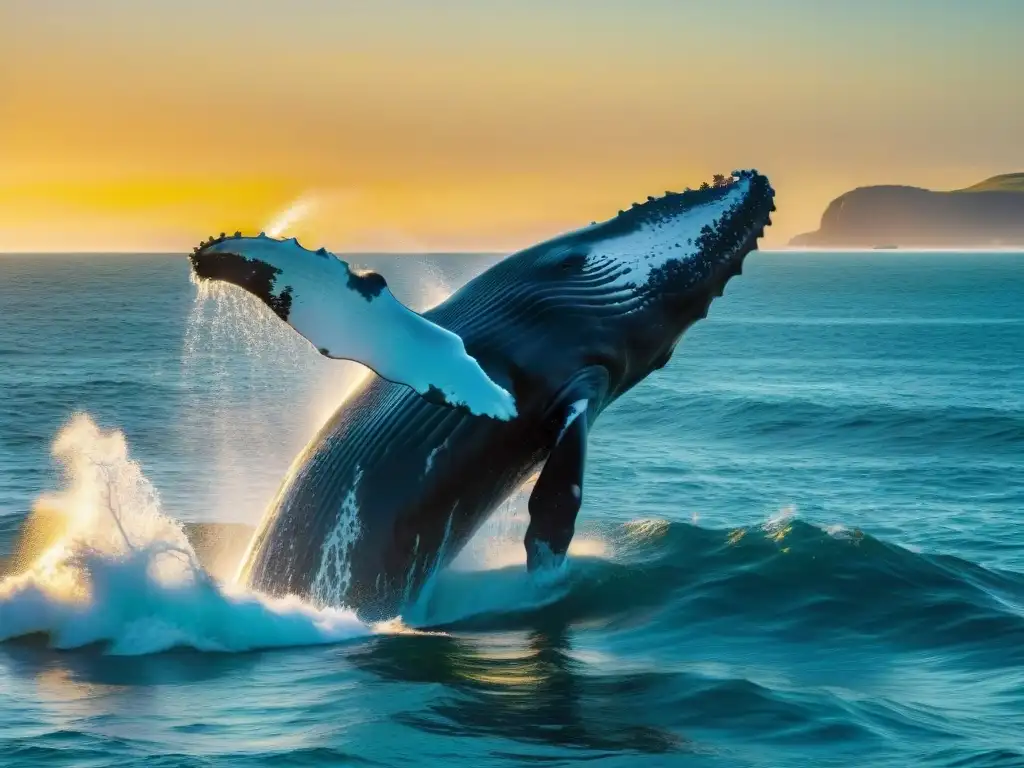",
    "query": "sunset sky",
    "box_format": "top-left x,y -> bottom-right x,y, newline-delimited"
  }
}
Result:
2,0 -> 1022,252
